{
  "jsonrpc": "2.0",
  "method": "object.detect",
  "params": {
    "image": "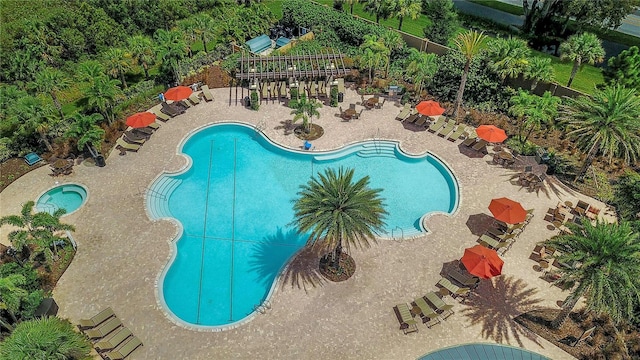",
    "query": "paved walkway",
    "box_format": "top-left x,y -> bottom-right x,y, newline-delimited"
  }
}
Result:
0,87 -> 608,359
